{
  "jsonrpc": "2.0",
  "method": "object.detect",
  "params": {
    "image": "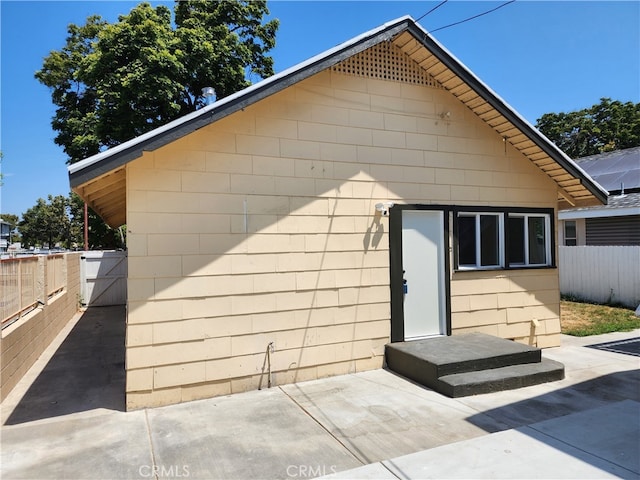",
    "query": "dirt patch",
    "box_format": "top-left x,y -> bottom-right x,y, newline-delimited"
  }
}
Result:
560,302 -> 593,331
